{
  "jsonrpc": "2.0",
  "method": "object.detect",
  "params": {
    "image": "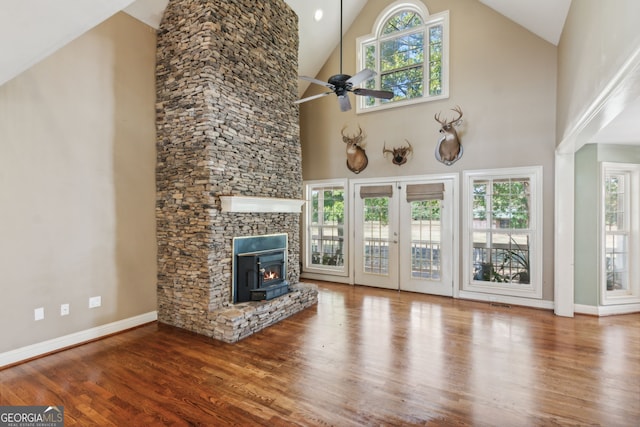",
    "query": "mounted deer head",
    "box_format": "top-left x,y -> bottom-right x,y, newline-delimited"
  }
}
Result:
434,106 -> 464,165
341,125 -> 368,174
383,140 -> 413,166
